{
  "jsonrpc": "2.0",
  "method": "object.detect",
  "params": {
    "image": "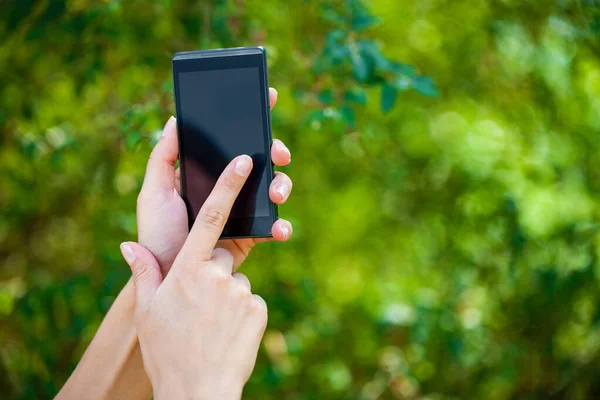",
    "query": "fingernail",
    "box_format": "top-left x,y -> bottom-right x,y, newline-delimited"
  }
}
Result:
162,116 -> 176,137
235,155 -> 252,176
120,242 -> 136,264
271,87 -> 278,96
277,141 -> 291,159
276,183 -> 288,201
281,226 -> 290,240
